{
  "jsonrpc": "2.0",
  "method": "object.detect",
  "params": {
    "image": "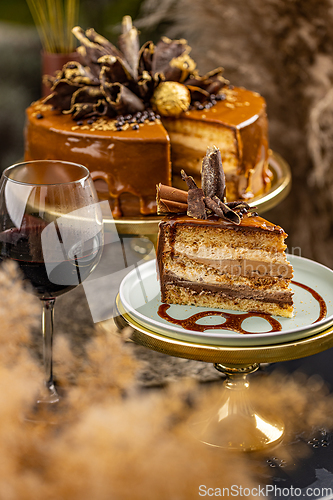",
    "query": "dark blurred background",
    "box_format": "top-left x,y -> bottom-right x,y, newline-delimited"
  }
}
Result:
1,0 -> 333,269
